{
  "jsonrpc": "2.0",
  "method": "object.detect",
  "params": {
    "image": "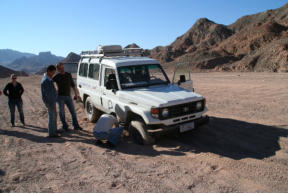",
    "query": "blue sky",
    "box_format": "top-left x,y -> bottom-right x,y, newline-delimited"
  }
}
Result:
0,0 -> 287,57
